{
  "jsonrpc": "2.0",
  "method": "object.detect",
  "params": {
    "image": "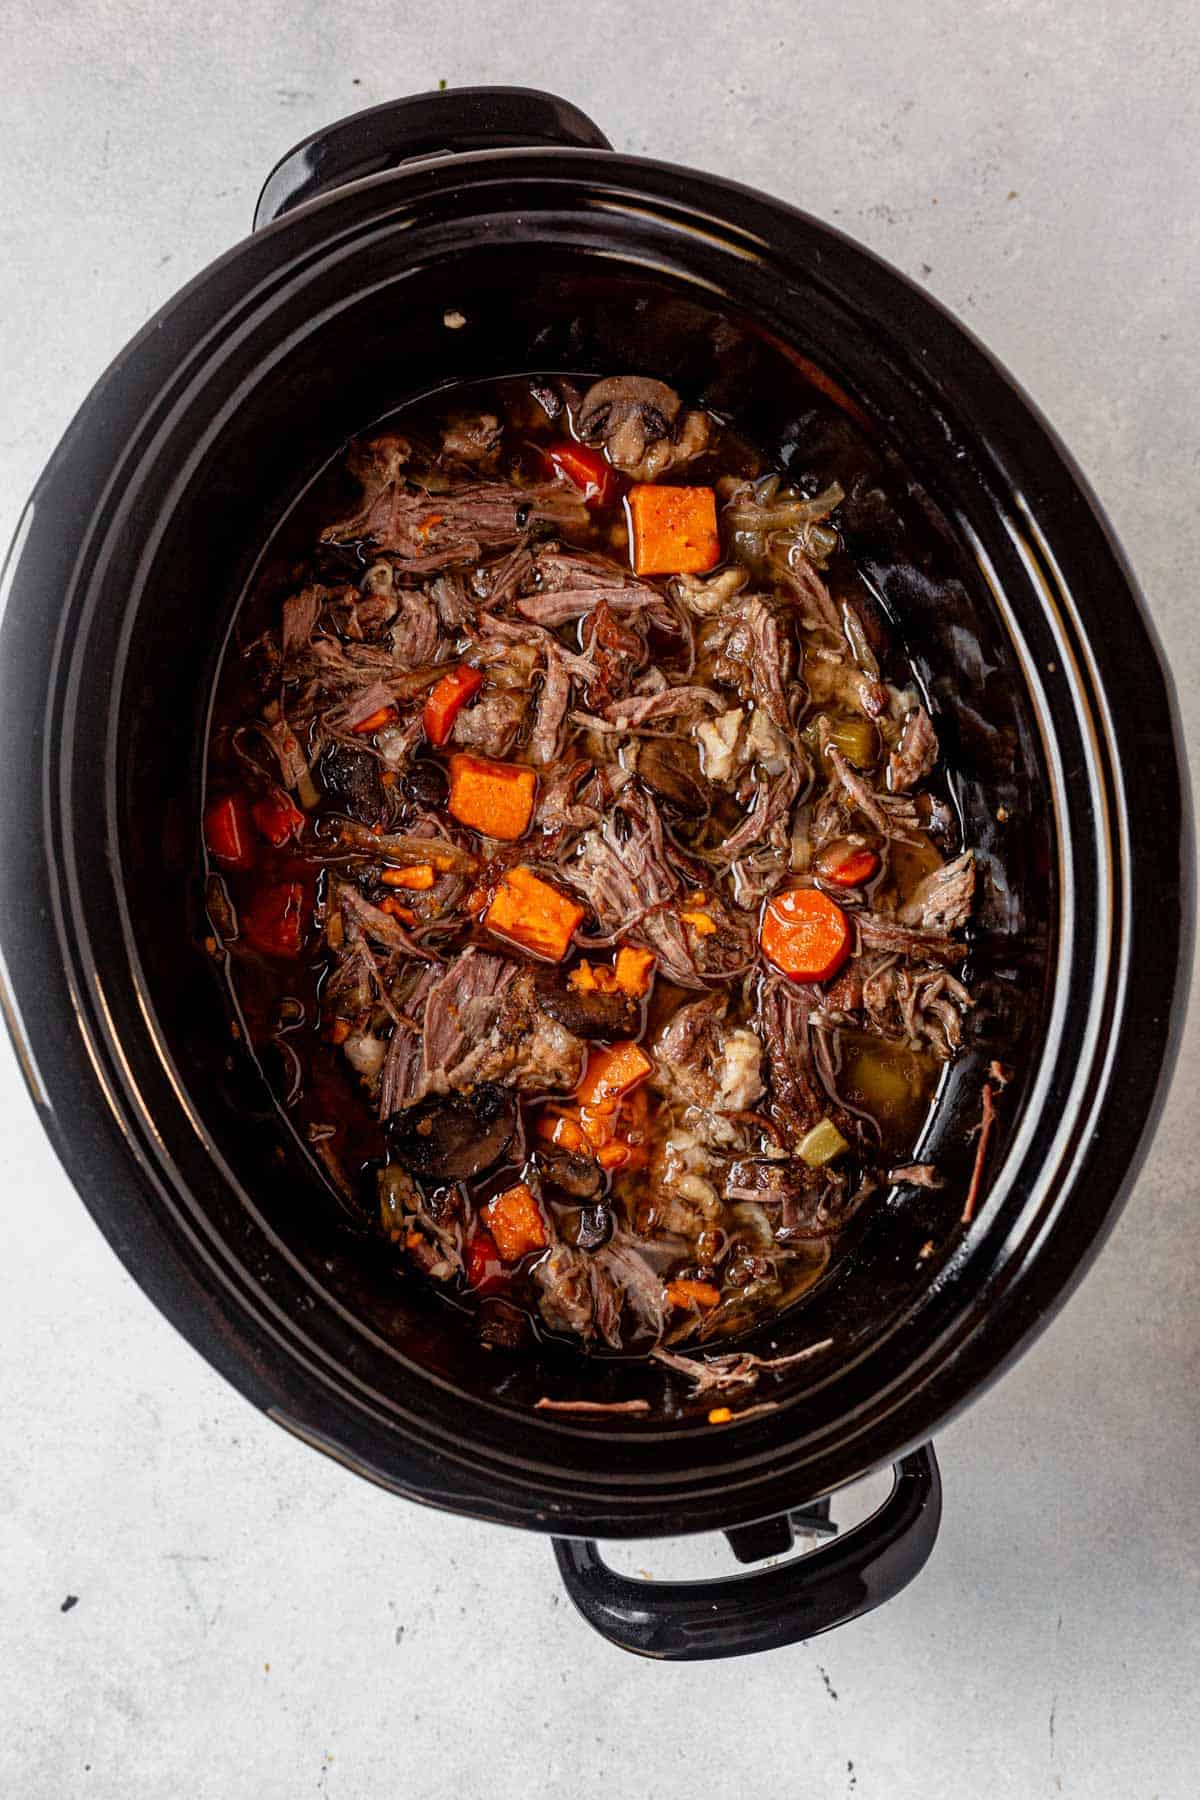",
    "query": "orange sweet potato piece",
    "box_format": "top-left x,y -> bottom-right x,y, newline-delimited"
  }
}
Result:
447,754 -> 537,840
484,866 -> 585,962
627,484 -> 720,577
576,1040 -> 654,1111
613,946 -> 656,995
482,1183 -> 548,1262
381,864 -> 435,890
536,1109 -> 590,1155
